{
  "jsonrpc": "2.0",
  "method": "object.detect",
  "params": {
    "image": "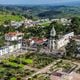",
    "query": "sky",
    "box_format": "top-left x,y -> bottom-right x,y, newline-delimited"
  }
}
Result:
0,0 -> 80,5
